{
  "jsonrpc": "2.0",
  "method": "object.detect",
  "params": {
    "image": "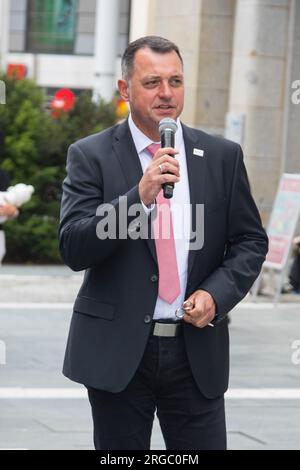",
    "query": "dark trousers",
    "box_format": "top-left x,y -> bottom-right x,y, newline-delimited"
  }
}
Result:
87,333 -> 226,450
